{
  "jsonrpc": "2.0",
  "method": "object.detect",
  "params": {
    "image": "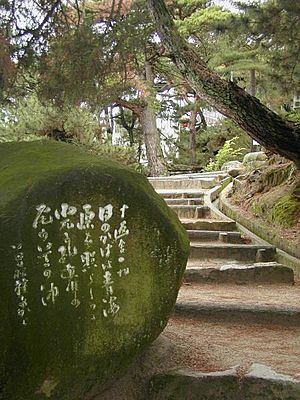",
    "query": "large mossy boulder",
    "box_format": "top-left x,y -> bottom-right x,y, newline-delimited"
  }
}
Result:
0,141 -> 189,400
